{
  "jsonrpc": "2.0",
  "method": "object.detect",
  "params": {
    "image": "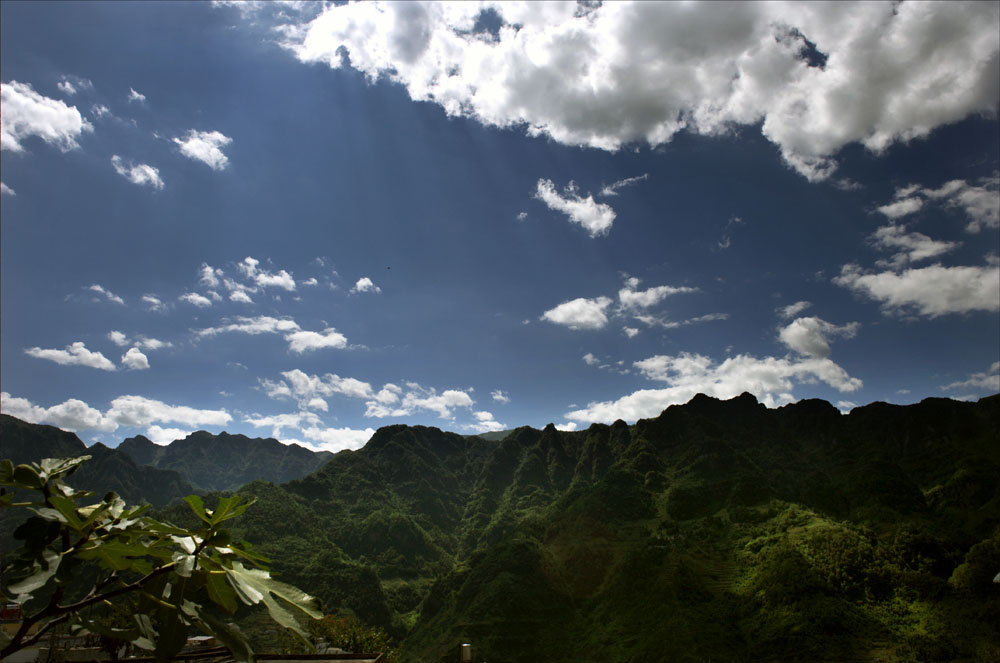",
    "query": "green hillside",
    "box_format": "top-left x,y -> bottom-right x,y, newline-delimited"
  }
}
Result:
149,393 -> 999,662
